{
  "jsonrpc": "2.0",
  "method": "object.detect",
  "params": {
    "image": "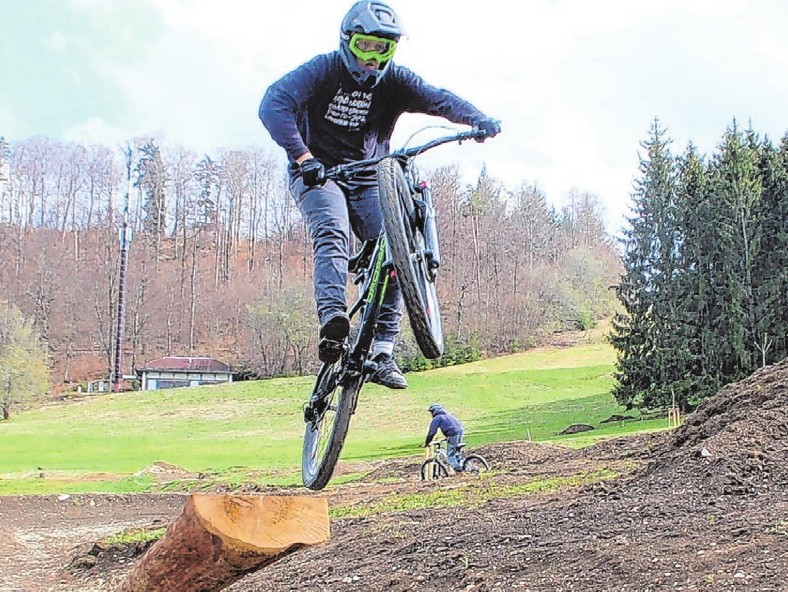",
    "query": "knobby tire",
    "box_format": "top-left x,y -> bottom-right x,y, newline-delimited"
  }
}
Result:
463,454 -> 490,474
302,361 -> 363,490
377,157 -> 444,359
420,457 -> 449,480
